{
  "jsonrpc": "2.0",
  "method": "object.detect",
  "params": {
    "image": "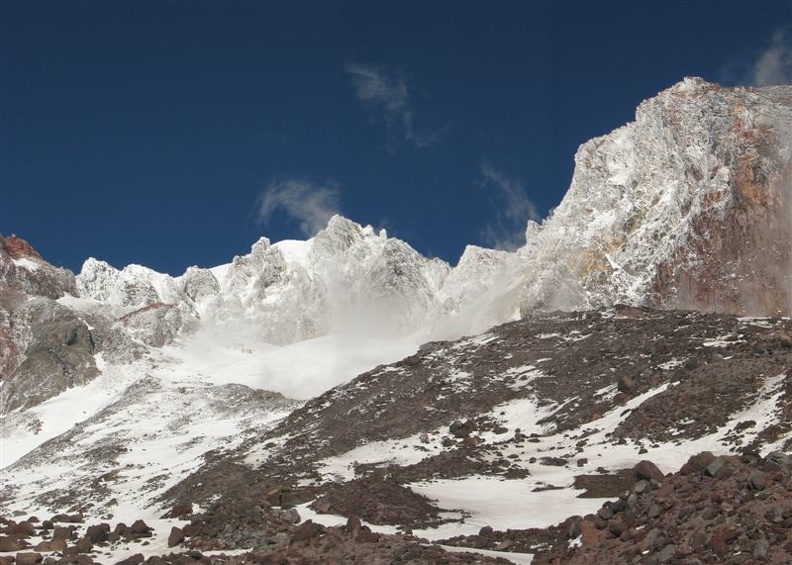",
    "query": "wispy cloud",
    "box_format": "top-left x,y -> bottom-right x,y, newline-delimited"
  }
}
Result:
258,177 -> 341,237
751,31 -> 792,86
345,62 -> 443,149
480,163 -> 541,251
